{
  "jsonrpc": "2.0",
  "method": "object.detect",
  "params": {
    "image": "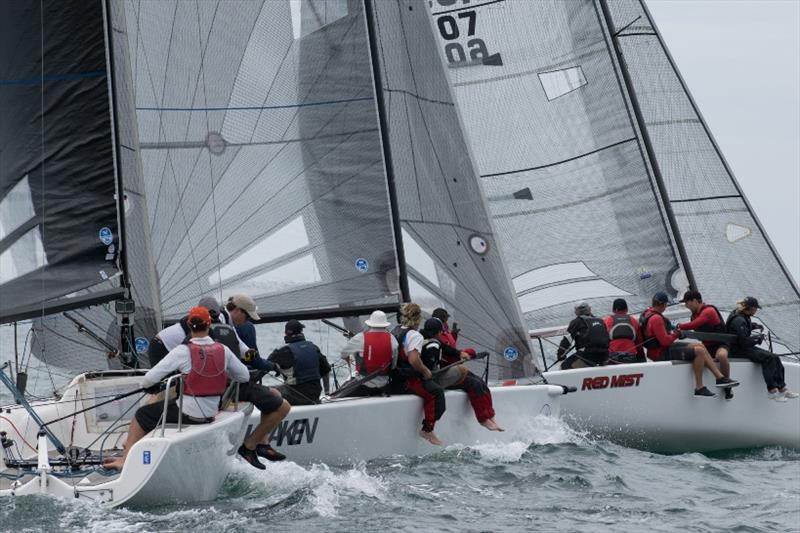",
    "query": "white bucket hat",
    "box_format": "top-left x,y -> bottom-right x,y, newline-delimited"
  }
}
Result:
364,310 -> 391,328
